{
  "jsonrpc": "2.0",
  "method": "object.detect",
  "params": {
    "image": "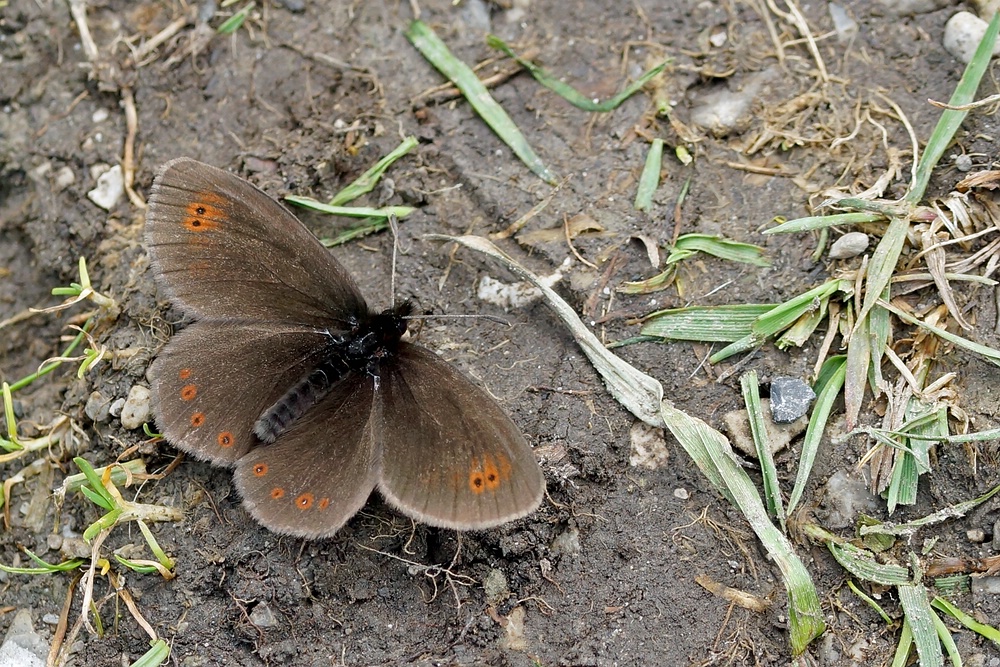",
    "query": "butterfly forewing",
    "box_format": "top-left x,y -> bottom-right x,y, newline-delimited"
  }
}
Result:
375,344 -> 545,530
150,321 -> 335,465
233,377 -> 378,538
145,158 -> 367,325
